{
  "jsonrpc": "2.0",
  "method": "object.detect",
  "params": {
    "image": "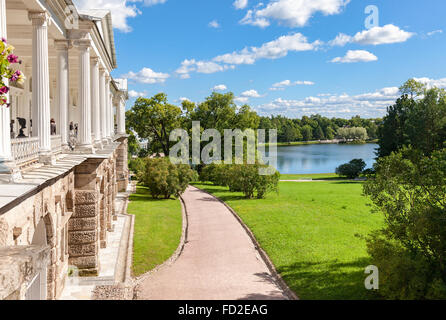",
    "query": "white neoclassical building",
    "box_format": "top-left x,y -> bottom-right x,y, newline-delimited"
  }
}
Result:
0,0 -> 130,300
